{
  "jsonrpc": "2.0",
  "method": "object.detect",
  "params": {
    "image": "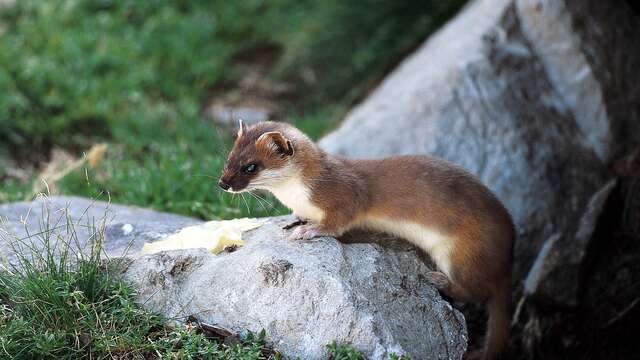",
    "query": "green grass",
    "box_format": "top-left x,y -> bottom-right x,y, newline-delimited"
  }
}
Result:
0,0 -> 283,219
326,342 -> 410,360
0,0 -> 344,219
327,342 -> 367,360
0,0 -> 465,220
57,106 -> 346,219
271,0 -> 467,105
